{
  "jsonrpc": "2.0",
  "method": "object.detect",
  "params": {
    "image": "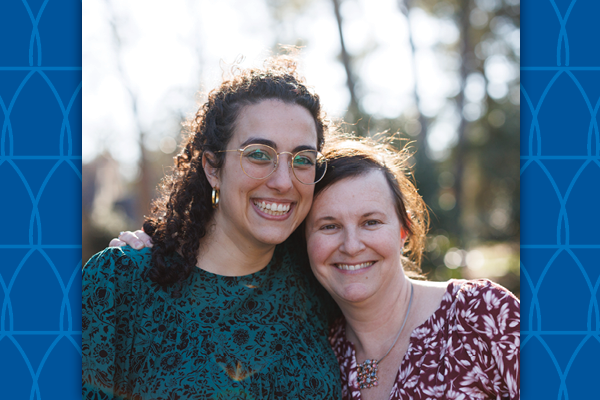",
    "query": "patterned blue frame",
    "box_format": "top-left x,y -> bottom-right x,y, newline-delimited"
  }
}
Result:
520,1 -> 600,398
1,0 -> 598,398
0,0 -> 82,398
